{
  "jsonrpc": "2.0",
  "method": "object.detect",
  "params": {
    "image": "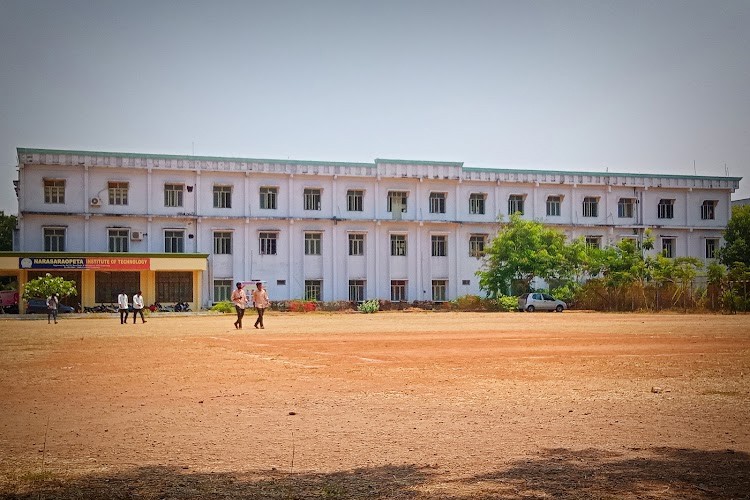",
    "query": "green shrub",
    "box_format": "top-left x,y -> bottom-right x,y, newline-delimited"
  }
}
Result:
357,299 -> 380,314
210,301 -> 234,313
497,295 -> 518,312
